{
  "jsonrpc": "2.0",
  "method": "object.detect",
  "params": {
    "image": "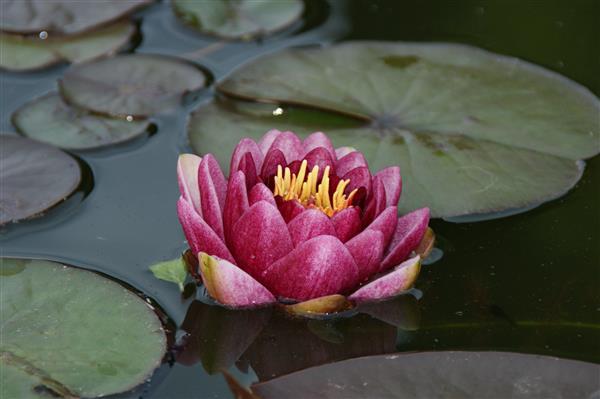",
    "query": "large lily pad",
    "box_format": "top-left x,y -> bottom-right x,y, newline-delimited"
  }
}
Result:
0,21 -> 137,72
188,42 -> 600,218
12,93 -> 153,150
252,351 -> 600,399
0,135 -> 81,225
59,54 -> 208,118
0,258 -> 166,398
172,0 -> 304,40
0,0 -> 152,35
